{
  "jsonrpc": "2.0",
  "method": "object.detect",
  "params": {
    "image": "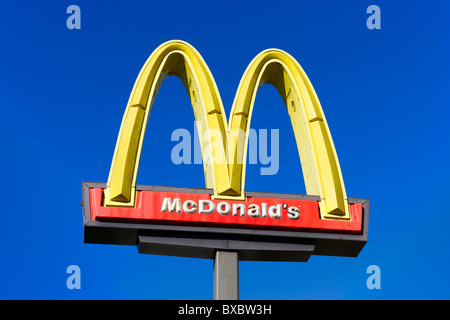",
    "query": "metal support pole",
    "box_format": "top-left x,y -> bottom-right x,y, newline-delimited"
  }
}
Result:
213,251 -> 239,300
